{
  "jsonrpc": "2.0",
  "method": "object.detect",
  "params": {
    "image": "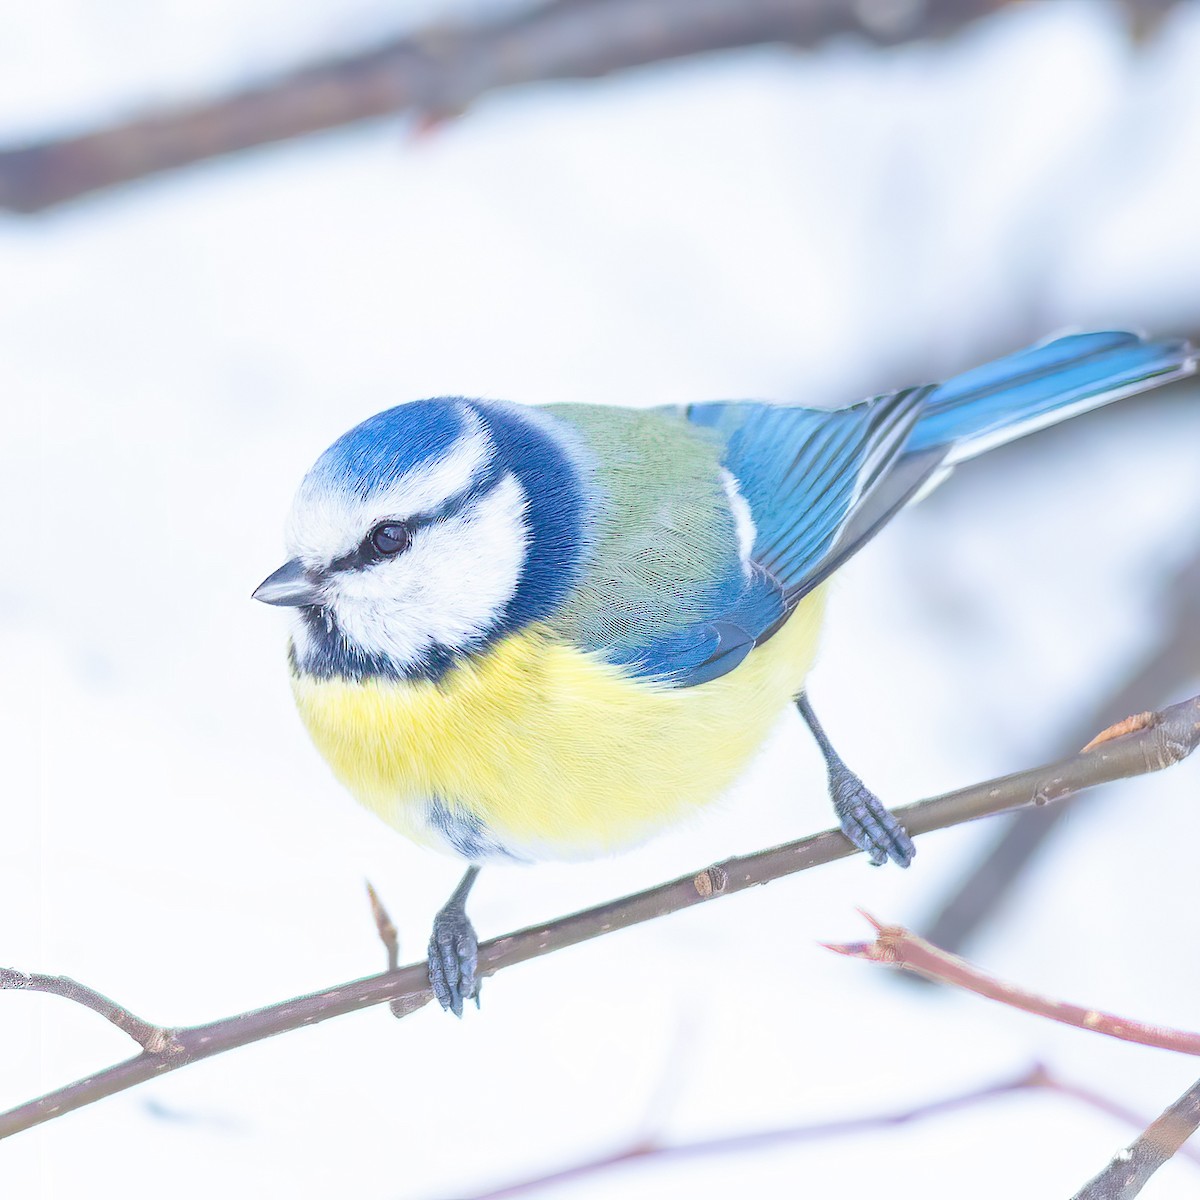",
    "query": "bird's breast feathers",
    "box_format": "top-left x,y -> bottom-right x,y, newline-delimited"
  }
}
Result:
289,588 -> 825,862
